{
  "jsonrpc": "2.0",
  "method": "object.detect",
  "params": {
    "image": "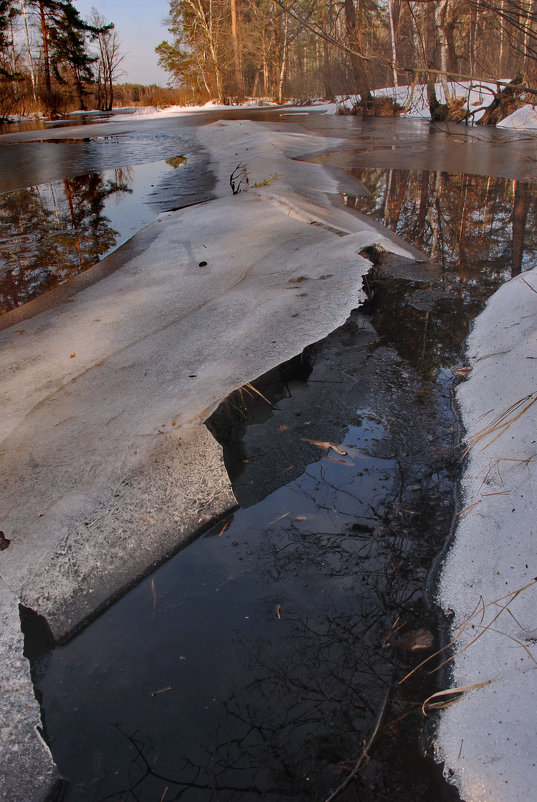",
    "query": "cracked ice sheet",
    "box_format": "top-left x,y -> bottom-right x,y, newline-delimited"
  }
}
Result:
0,579 -> 59,801
0,120 -> 416,639
0,119 -> 417,801
436,266 -> 537,801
